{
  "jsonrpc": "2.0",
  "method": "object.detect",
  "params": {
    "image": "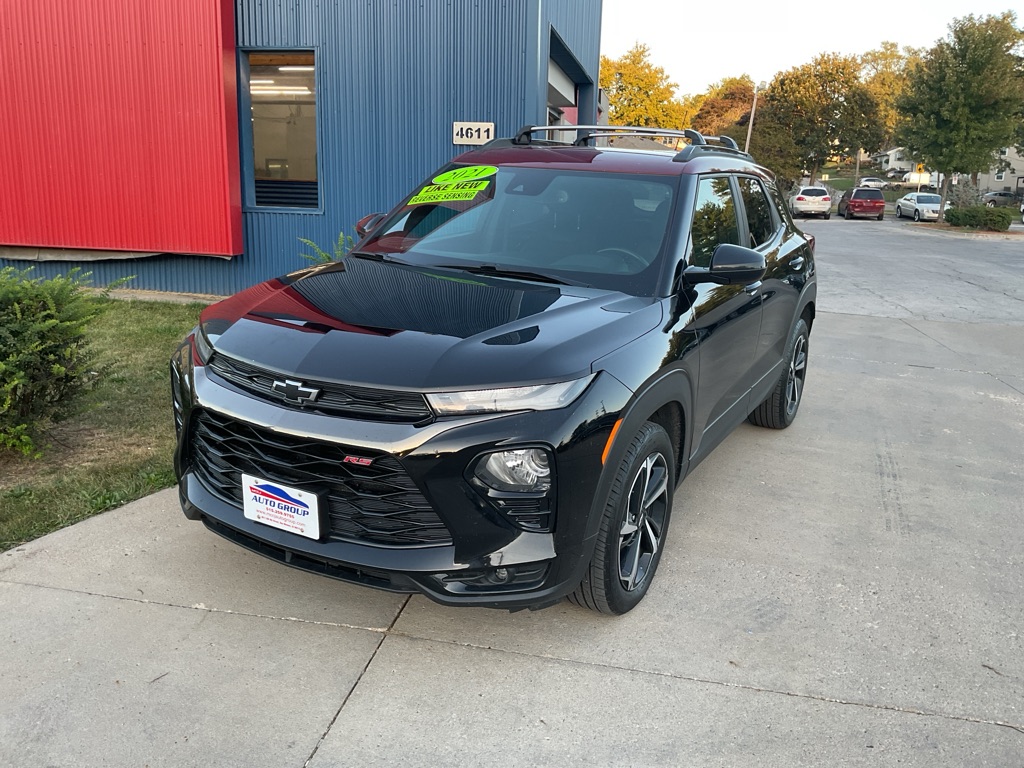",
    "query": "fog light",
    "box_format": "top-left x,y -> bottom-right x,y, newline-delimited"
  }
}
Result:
475,448 -> 551,493
494,567 -> 509,583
